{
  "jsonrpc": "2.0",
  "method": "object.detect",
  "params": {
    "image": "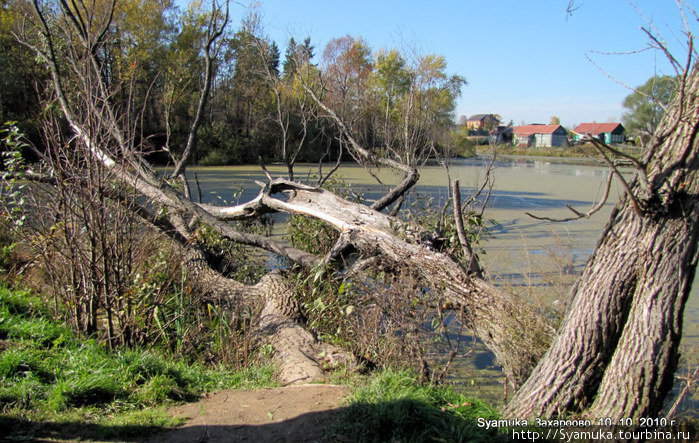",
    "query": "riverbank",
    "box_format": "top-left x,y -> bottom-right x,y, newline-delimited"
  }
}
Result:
0,285 -> 503,441
476,142 -> 642,160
